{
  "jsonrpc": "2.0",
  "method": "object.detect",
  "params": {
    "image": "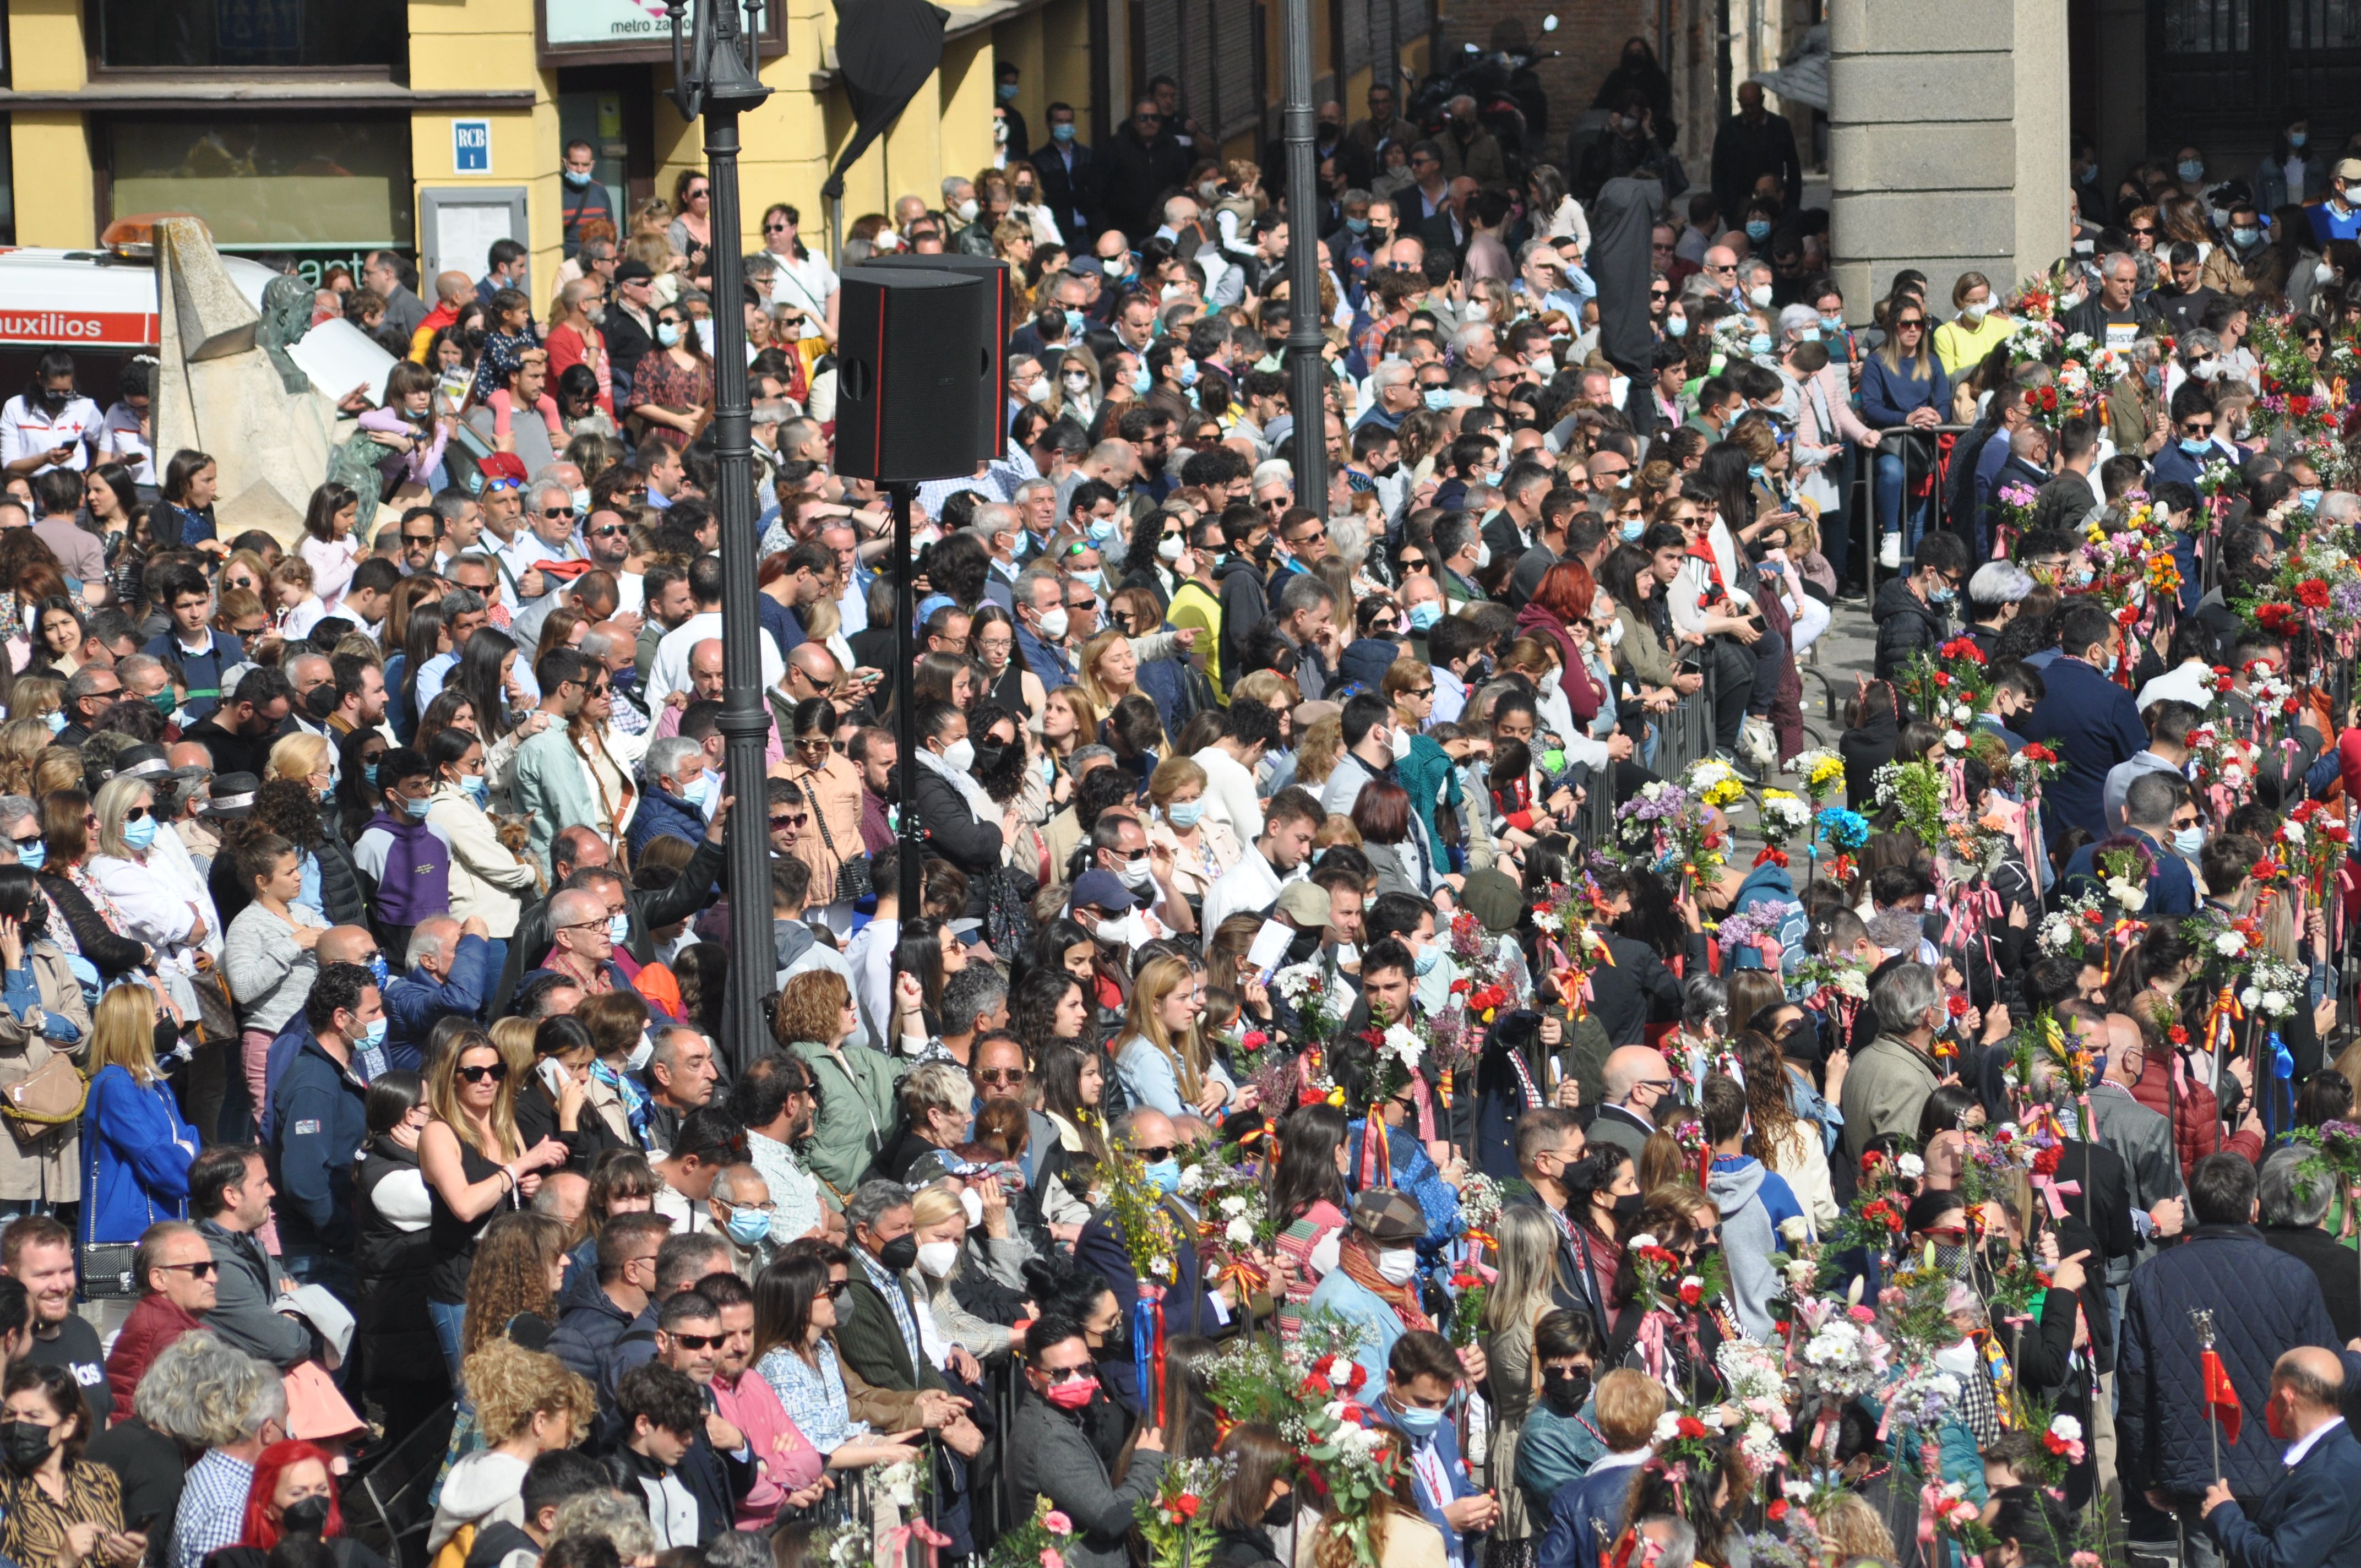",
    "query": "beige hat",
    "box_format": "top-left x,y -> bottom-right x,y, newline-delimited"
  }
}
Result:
1292,698 -> 1342,732
1274,881 -> 1332,927
2336,157 -> 2361,183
